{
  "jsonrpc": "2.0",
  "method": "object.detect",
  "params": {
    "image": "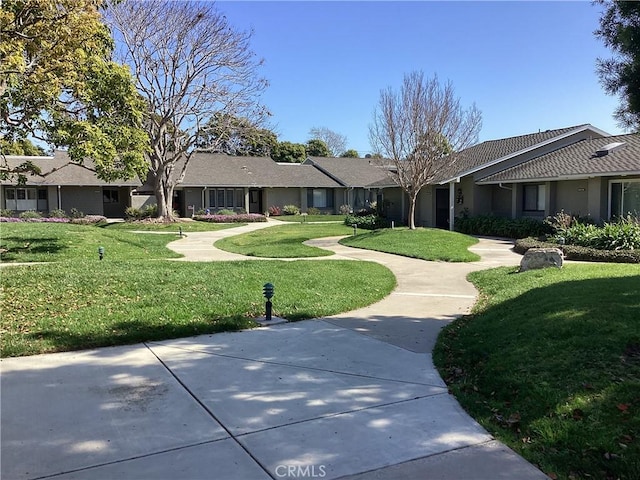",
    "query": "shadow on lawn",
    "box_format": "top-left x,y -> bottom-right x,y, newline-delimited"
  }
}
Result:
0,236 -> 67,261
435,273 -> 640,479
